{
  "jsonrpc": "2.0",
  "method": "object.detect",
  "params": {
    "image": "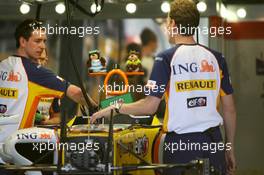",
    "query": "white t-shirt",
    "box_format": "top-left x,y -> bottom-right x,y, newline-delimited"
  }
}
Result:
0,56 -> 68,142
147,44 -> 233,134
